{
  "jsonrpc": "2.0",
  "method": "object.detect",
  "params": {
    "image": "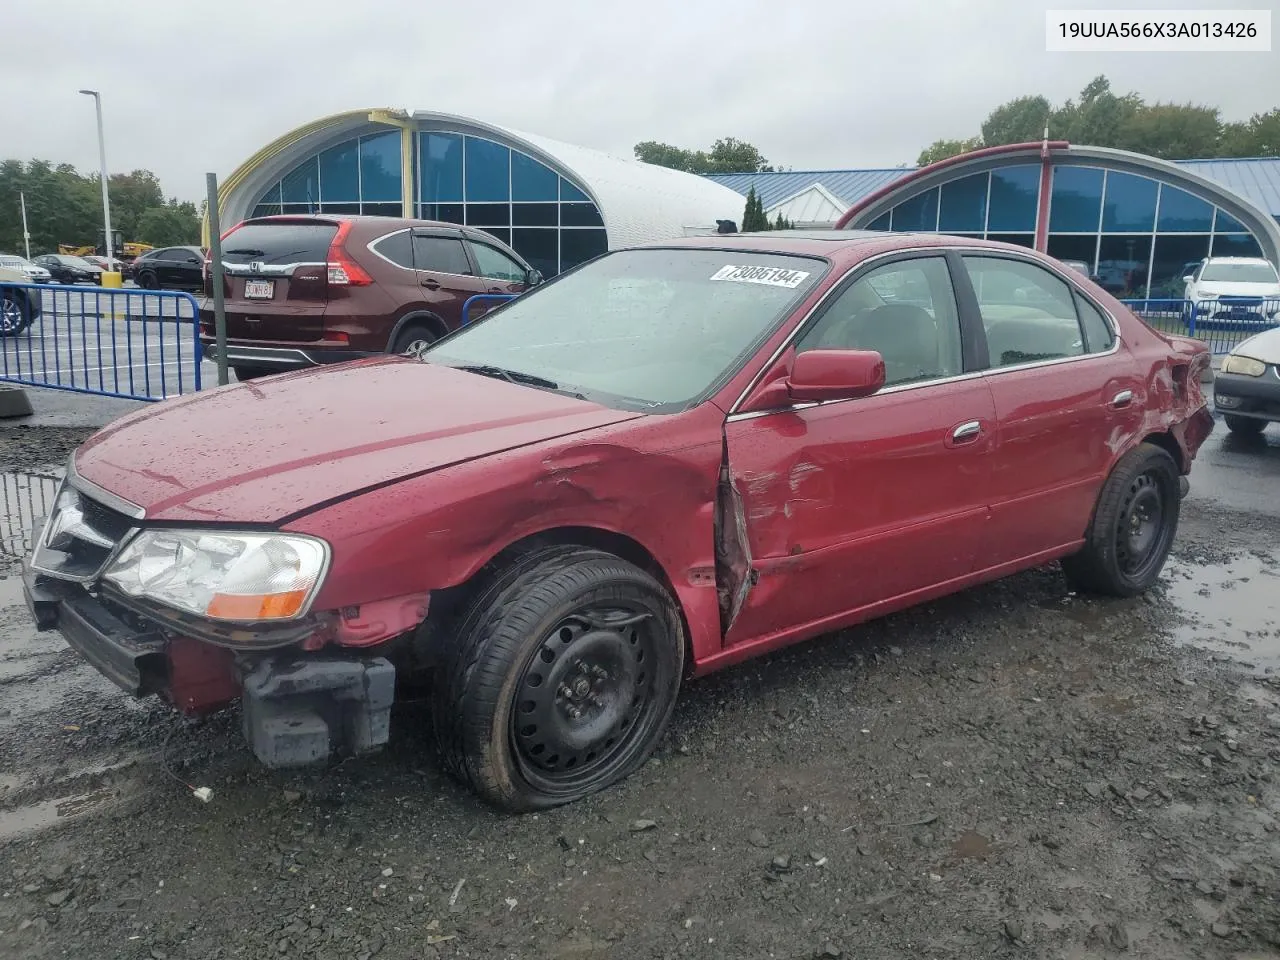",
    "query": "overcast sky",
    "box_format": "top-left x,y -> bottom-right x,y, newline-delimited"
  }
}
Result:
3,0 -> 1276,202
